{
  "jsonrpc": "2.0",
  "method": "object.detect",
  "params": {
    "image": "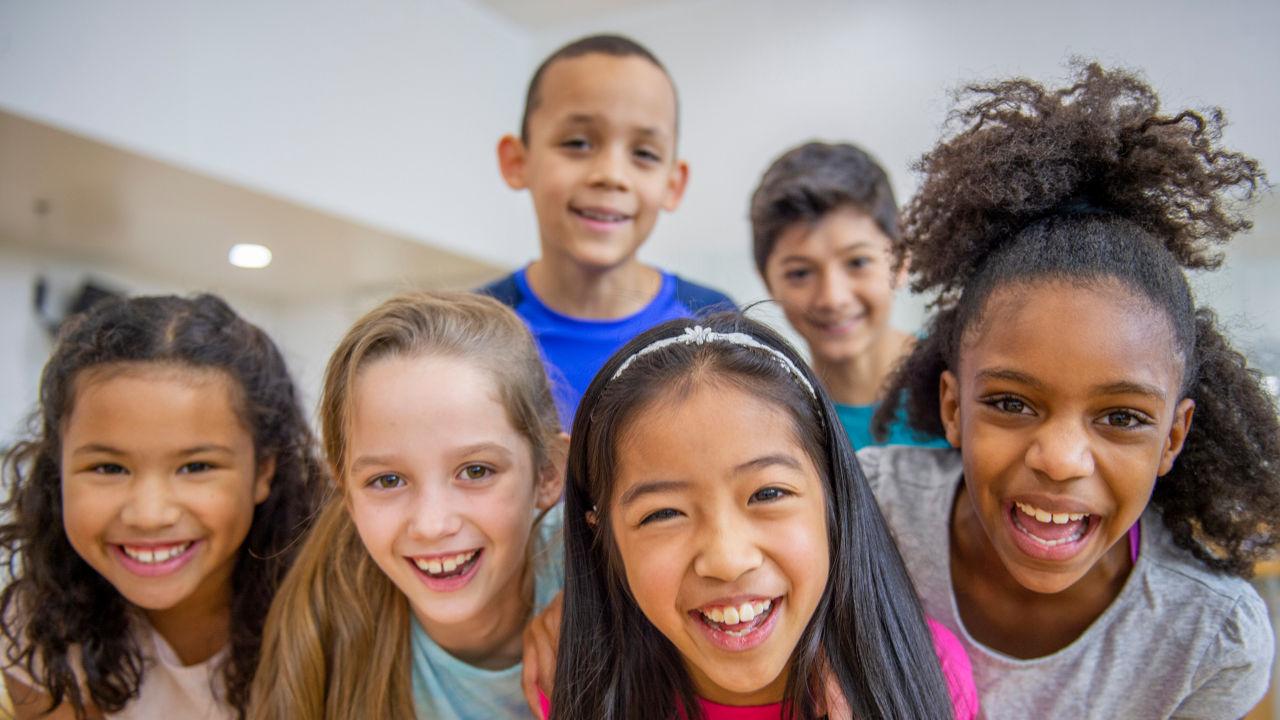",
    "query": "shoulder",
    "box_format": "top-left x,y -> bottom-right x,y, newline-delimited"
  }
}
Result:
925,617 -> 979,720
856,445 -> 962,497
669,274 -> 736,316
474,272 -> 524,308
